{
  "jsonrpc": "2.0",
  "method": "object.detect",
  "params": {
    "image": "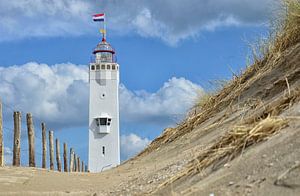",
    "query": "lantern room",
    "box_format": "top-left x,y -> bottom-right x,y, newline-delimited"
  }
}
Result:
92,38 -> 116,63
